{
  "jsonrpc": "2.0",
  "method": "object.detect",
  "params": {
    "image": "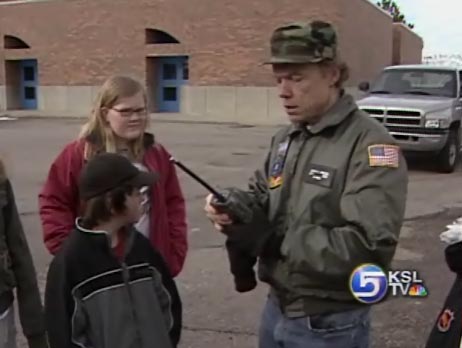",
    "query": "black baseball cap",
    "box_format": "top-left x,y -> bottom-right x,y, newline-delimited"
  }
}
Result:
79,153 -> 159,200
